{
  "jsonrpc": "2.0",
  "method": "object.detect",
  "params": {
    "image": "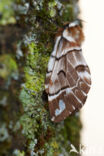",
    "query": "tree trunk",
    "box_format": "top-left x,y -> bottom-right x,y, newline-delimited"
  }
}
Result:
0,0 -> 82,155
